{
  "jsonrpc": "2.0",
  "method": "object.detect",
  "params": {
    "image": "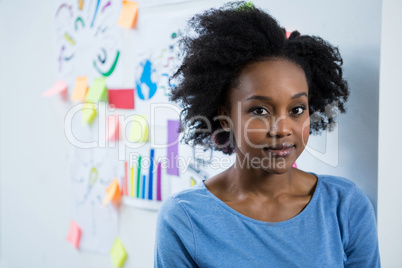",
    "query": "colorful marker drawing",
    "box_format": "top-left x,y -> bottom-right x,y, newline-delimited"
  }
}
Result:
70,145 -> 121,254
93,50 -> 120,77
78,167 -> 100,205
136,59 -> 158,100
102,1 -> 111,12
90,0 -> 101,28
94,25 -> 108,37
64,53 -> 75,61
153,29 -> 182,97
58,46 -> 66,72
97,48 -> 107,64
54,0 -> 122,78
74,17 -> 85,30
55,3 -> 73,17
64,33 -> 76,45
171,30 -> 182,39
187,146 -> 213,181
157,48 -> 167,59
187,163 -> 209,181
163,56 -> 174,68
